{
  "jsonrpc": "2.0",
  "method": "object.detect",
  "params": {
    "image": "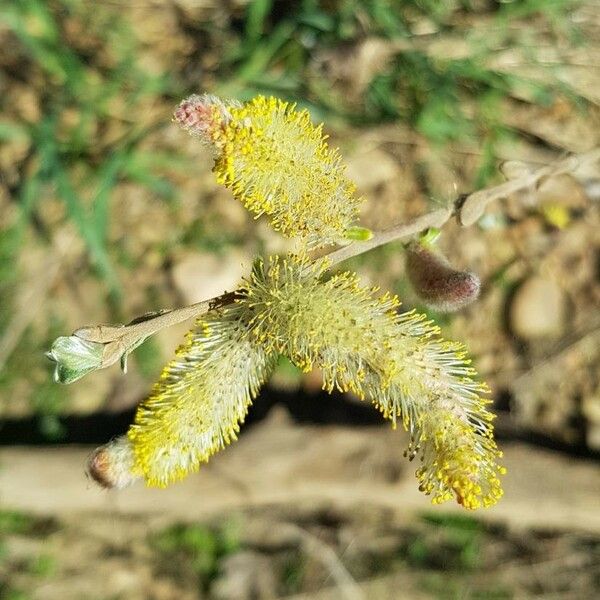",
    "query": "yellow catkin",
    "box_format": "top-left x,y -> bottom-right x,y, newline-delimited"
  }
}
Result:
128,310 -> 275,487
240,255 -> 505,509
79,93 -> 506,509
210,96 -> 362,247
